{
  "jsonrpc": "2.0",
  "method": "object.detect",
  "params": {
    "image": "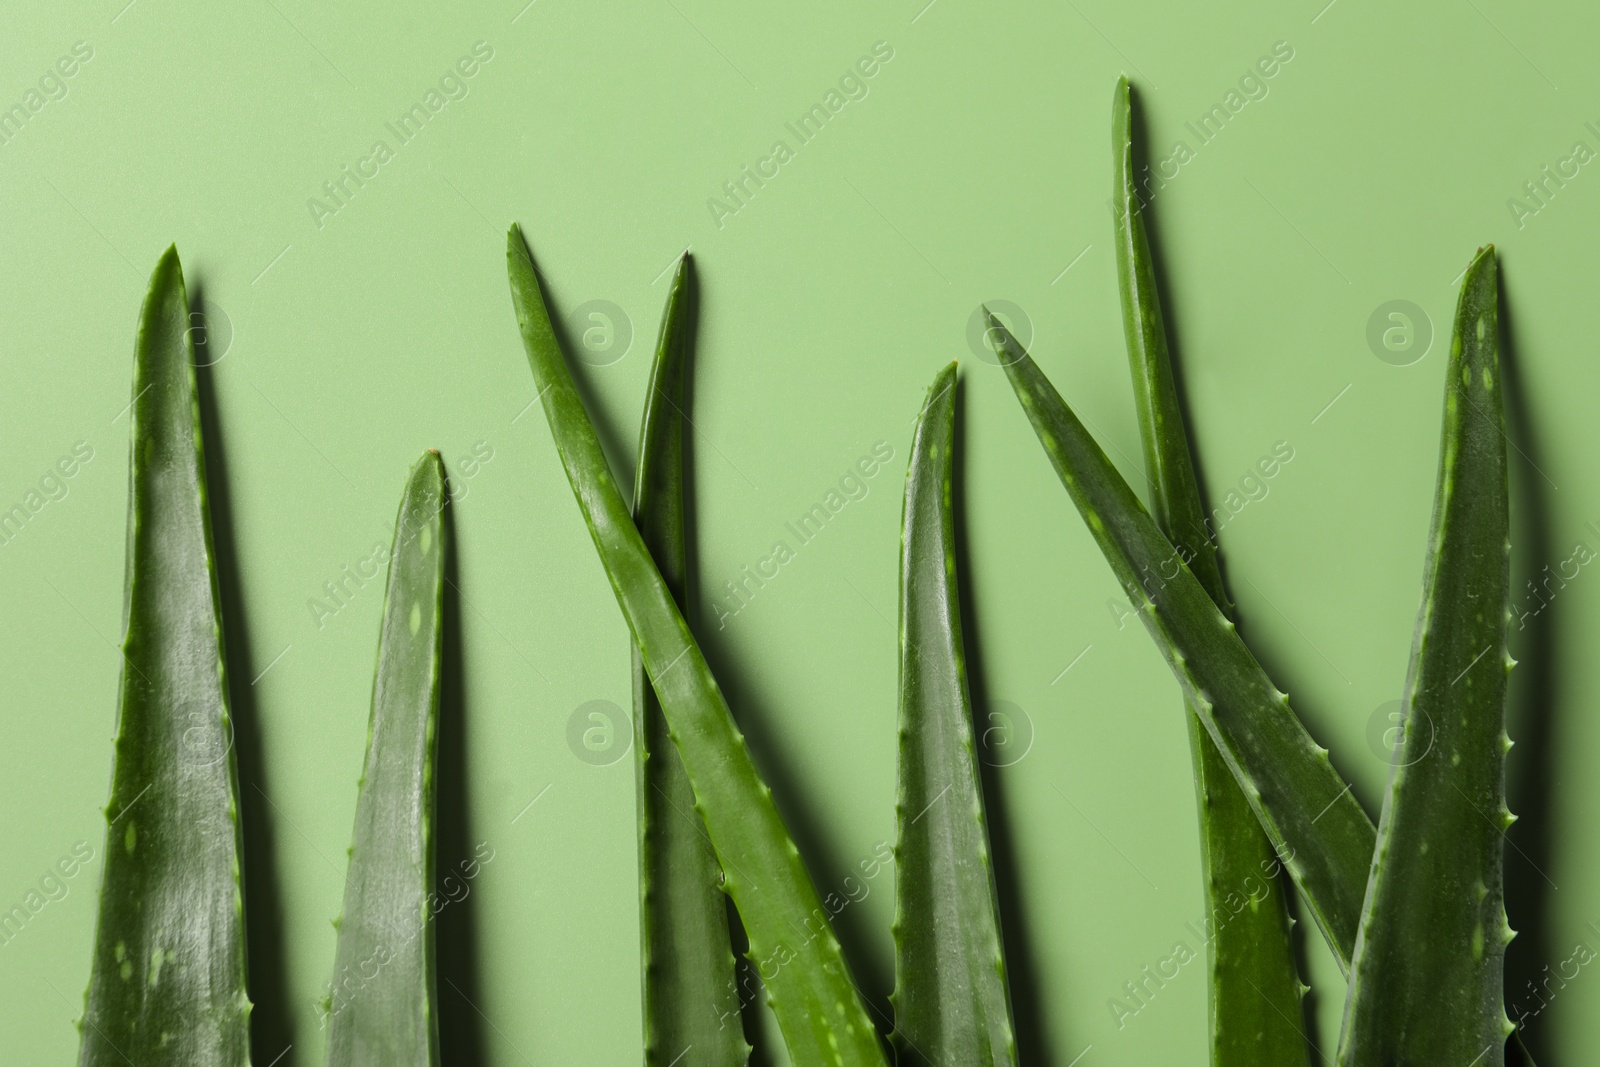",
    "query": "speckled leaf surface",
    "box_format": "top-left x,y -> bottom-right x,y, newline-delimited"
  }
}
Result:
324,452 -> 446,1067
507,225 -> 887,1067
631,255 -> 749,1067
1339,248 -> 1514,1067
890,363 -> 1016,1066
1111,78 -> 1311,1067
987,315 -> 1375,971
79,246 -> 251,1066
